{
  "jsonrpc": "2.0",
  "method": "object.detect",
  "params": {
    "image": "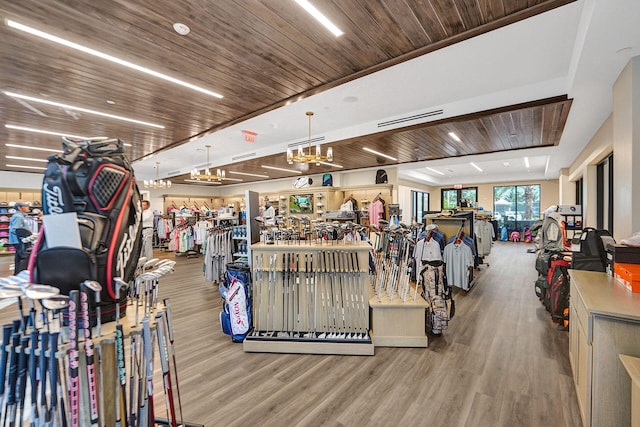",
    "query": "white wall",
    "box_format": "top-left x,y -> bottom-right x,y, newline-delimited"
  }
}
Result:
612,55 -> 640,239
0,171 -> 44,189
